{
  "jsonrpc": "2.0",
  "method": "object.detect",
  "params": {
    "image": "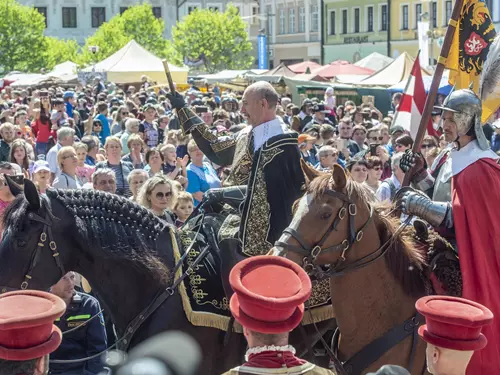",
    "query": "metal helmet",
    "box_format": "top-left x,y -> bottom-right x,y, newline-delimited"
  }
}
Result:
434,88 -> 488,150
